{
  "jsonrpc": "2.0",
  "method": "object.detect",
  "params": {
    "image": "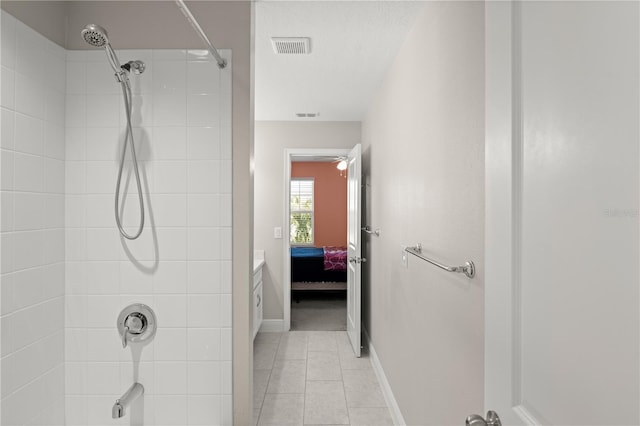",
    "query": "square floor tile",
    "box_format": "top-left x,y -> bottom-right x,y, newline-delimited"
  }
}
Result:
254,342 -> 278,370
258,393 -> 304,425
307,351 -> 342,381
348,407 -> 394,426
336,332 -> 352,352
342,369 -> 381,393
339,352 -> 374,371
266,359 -> 306,394
307,331 -> 338,352
255,332 -> 282,345
303,381 -> 349,425
345,387 -> 387,408
276,335 -> 308,360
